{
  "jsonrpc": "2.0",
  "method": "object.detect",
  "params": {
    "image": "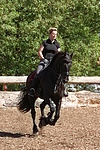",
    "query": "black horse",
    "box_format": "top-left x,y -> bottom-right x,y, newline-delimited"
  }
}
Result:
17,51 -> 73,134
